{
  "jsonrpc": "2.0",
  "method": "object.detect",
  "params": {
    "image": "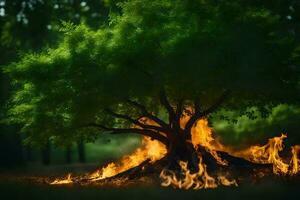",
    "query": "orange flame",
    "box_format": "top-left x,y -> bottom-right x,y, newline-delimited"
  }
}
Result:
290,145 -> 300,175
160,114 -> 236,189
50,173 -> 73,185
160,156 -> 237,189
87,118 -> 167,181
88,136 -> 166,182
51,109 -> 300,187
180,110 -> 228,166
51,118 -> 167,185
160,112 -> 300,189
191,119 -> 228,166
231,134 -> 290,174
188,118 -> 300,176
